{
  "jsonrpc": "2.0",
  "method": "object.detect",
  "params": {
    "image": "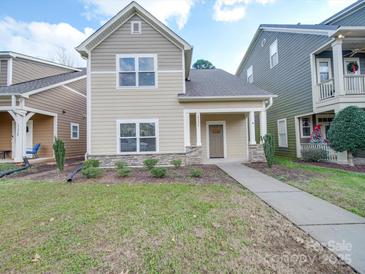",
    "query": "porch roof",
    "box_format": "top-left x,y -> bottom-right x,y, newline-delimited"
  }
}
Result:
179,69 -> 275,101
0,69 -> 86,96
